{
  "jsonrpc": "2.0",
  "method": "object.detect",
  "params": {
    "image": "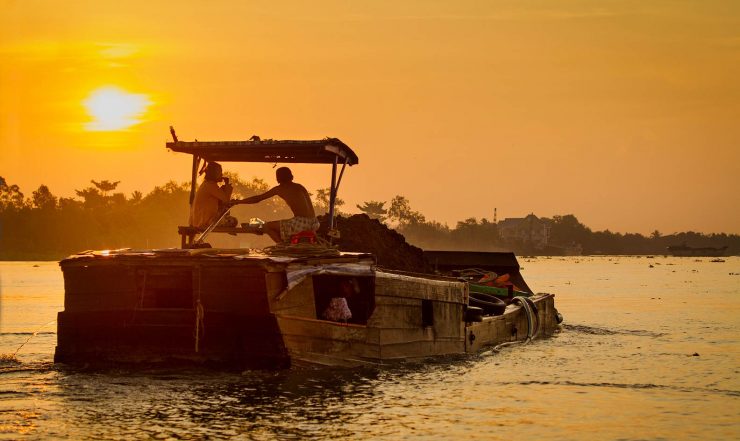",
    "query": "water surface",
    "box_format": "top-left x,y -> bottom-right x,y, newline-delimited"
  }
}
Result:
1,257 -> 738,440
